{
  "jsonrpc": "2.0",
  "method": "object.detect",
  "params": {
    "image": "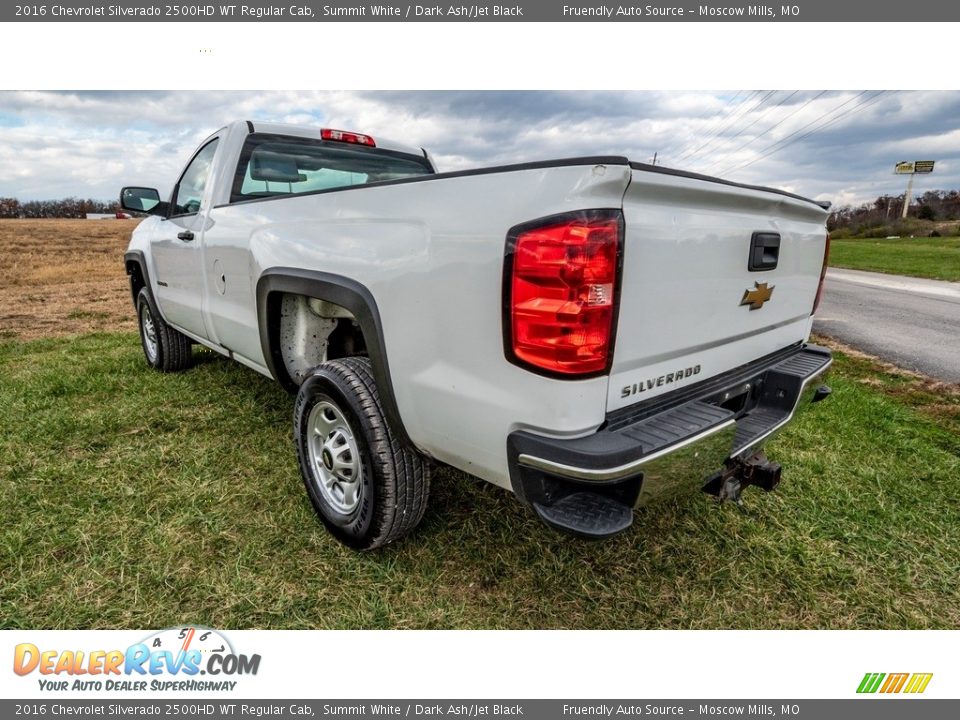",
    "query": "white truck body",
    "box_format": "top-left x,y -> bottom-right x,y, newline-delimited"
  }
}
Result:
123,120 -> 832,546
